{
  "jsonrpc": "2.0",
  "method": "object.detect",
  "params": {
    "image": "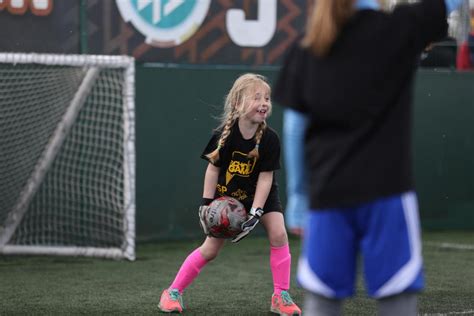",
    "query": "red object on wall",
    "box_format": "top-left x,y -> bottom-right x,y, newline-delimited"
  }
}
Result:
456,40 -> 472,70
